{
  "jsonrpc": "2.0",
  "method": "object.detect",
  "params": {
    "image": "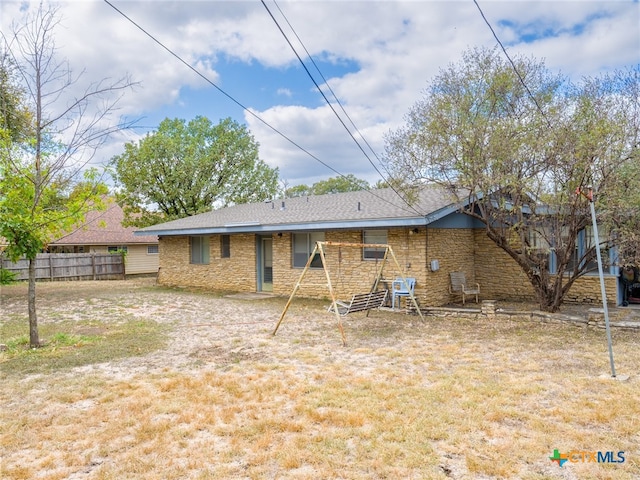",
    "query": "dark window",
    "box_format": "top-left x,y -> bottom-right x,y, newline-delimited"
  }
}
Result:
220,235 -> 230,258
